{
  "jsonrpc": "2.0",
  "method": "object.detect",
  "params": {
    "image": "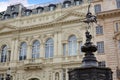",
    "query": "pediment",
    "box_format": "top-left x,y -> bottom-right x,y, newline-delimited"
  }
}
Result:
0,24 -> 16,33
53,11 -> 86,22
